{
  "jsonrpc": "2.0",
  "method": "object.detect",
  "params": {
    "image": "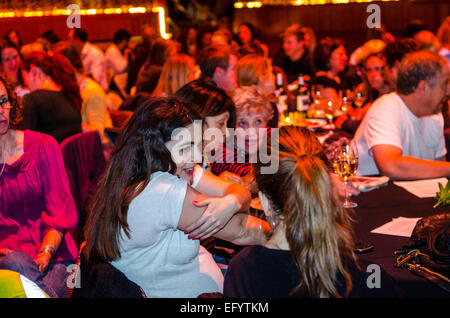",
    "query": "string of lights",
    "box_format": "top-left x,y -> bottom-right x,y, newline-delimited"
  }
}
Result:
234,0 -> 400,8
0,4 -> 171,39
